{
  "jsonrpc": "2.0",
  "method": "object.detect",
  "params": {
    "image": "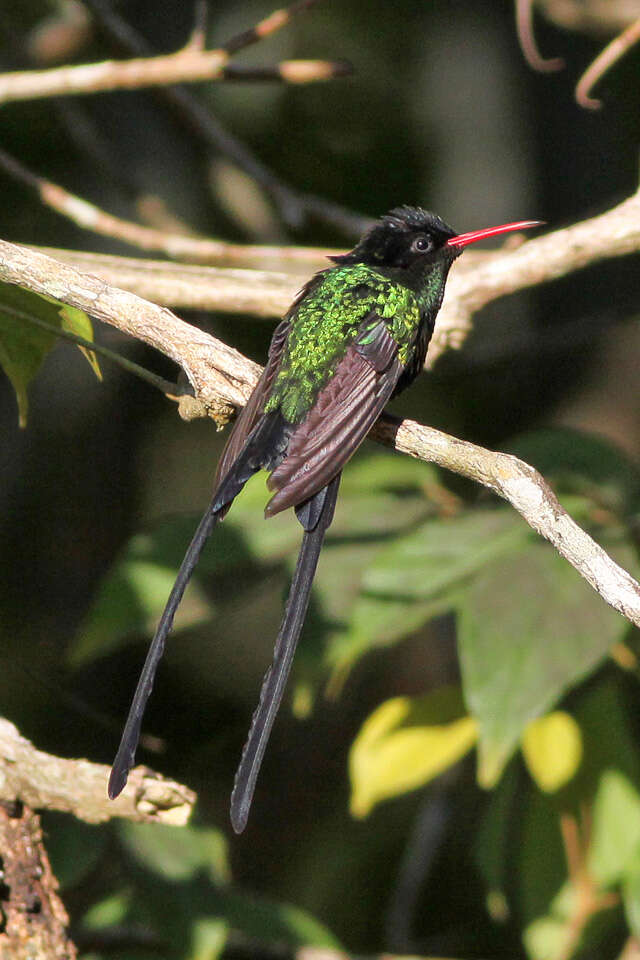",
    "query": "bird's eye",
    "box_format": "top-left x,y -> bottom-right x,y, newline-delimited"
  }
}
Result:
412,236 -> 432,252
